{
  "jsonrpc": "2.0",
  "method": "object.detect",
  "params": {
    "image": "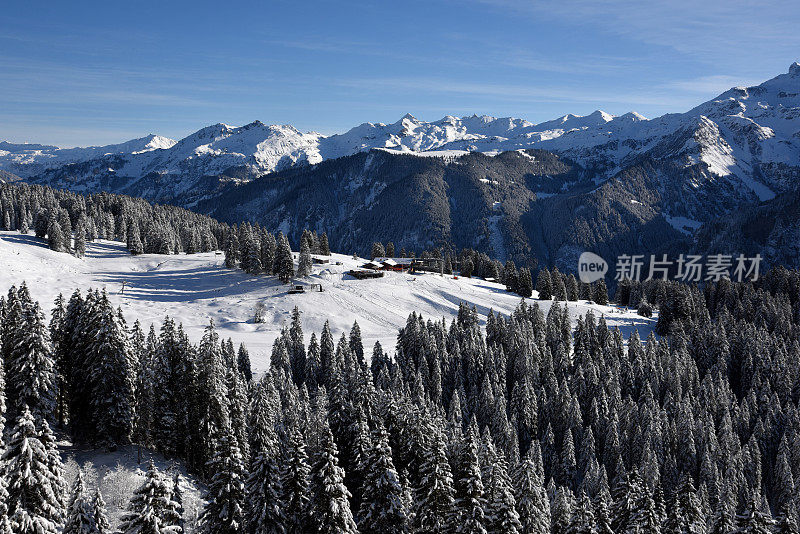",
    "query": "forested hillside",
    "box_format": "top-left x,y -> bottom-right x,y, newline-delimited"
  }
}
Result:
1,264 -> 799,532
